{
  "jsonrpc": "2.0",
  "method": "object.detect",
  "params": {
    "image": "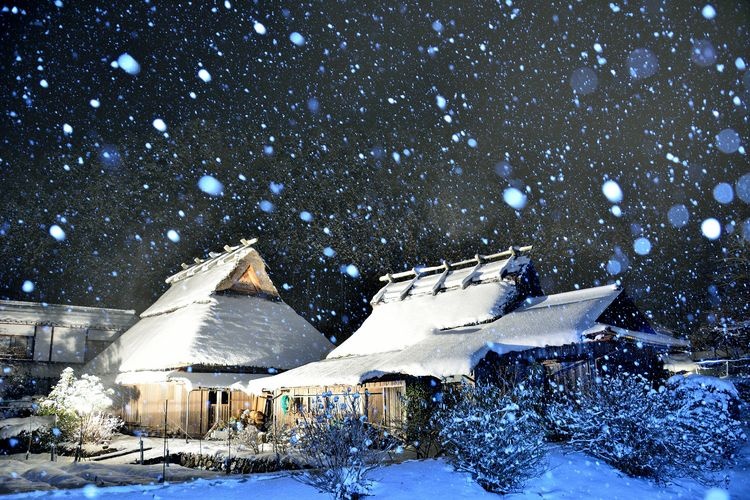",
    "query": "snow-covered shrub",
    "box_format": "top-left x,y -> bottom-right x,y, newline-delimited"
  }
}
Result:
37,368 -> 122,444
0,365 -> 36,405
291,390 -> 393,500
547,373 -> 745,484
400,381 -> 441,458
224,409 -> 263,453
232,420 -> 261,454
662,374 -> 745,477
546,373 -> 664,478
435,380 -> 547,494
